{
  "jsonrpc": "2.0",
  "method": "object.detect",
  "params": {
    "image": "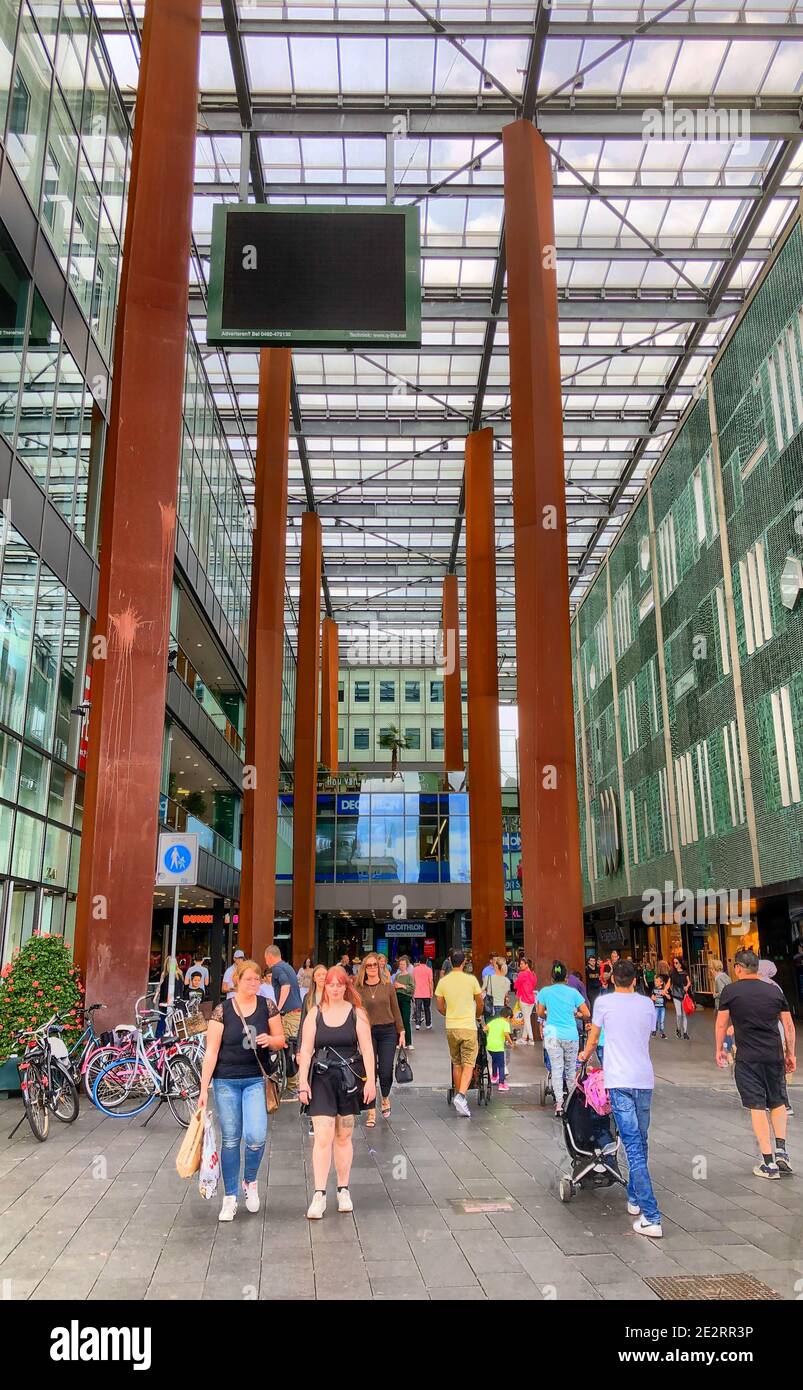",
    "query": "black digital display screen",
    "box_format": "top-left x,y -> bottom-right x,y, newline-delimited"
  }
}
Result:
220,209 -> 409,336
